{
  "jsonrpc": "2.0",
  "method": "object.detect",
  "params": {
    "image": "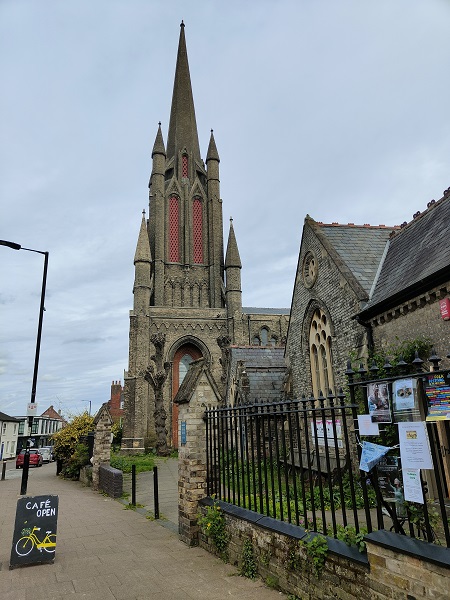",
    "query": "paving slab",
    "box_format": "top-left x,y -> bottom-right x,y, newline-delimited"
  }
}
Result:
0,462 -> 284,599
